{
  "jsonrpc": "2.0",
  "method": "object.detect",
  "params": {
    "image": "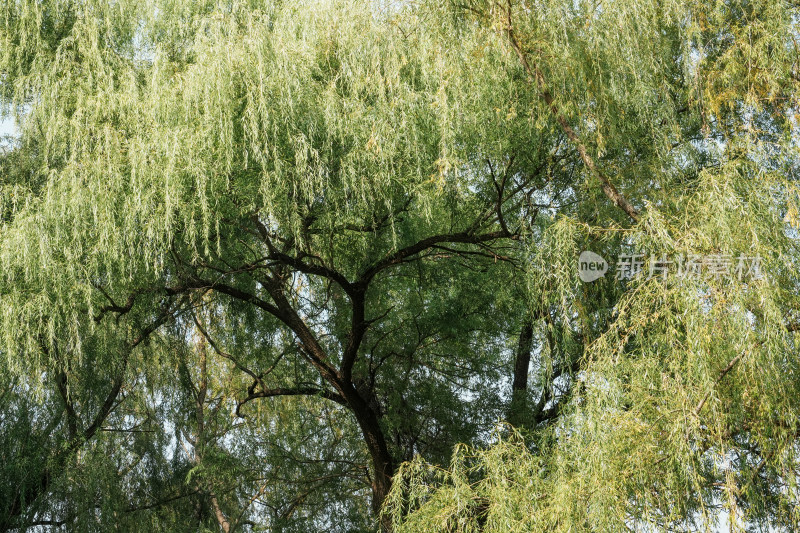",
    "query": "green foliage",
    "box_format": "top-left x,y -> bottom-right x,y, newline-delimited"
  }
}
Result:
1,0 -> 799,531
382,0 -> 800,531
